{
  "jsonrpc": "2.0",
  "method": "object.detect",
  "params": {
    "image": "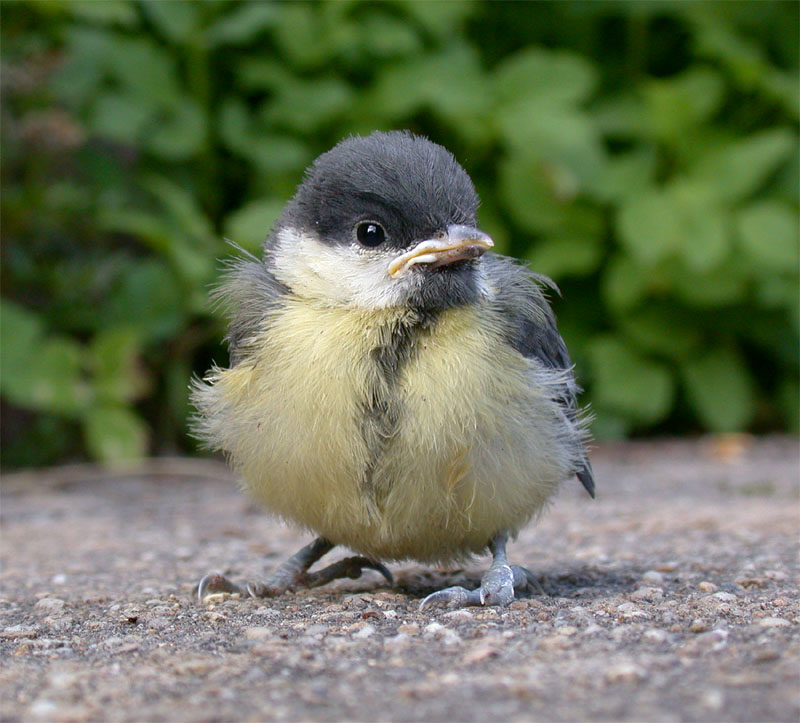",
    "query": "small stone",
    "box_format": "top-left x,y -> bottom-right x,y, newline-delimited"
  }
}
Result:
556,625 -> 577,637
423,622 -> 445,638
464,646 -> 499,663
384,633 -> 410,650
352,624 -> 376,639
2,625 -> 38,639
764,570 -> 787,581
244,627 -> 273,641
606,662 -> 646,683
397,623 -> 420,635
689,619 -> 709,633
146,616 -> 170,630
759,617 -> 790,628
51,574 -> 67,585
641,570 -> 664,586
630,587 -> 664,602
643,628 -> 668,643
34,598 -> 65,614
583,623 -> 603,636
444,609 -> 474,621
713,592 -> 737,602
698,581 -> 718,593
